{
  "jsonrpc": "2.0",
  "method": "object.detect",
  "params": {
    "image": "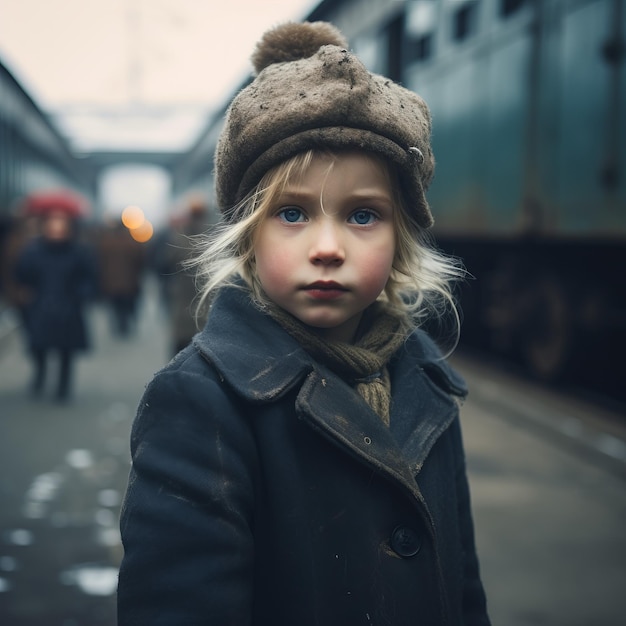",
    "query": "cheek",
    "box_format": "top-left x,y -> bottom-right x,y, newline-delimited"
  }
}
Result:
358,243 -> 395,294
254,239 -> 294,292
